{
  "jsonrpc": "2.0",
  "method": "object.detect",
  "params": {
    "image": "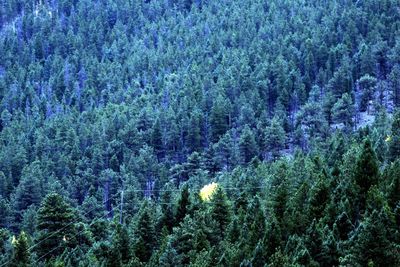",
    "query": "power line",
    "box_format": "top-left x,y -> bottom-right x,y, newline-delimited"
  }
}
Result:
30,209 -> 115,266
0,191 -> 122,267
0,182 -> 292,266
